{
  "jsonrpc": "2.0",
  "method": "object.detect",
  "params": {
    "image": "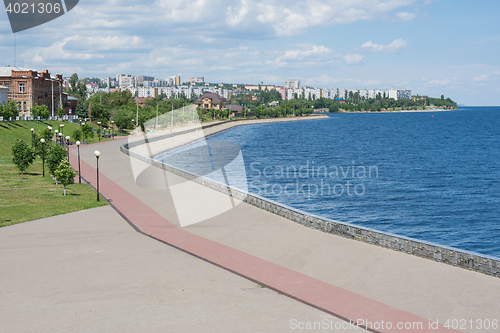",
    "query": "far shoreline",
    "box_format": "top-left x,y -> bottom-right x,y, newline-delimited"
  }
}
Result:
333,108 -> 454,114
